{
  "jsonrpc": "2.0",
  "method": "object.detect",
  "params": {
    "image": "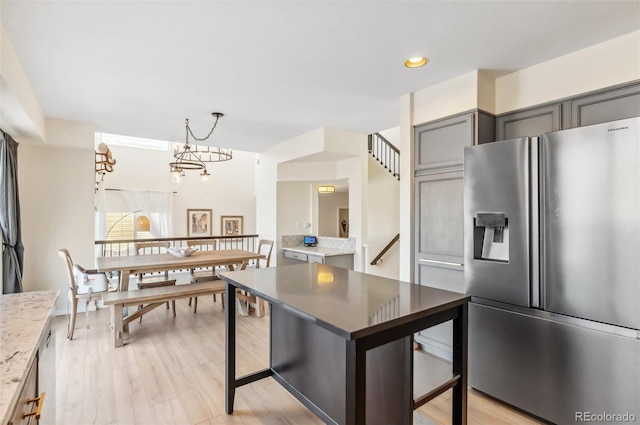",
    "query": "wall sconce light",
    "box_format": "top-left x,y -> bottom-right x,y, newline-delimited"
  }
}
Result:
95,142 -> 116,175
317,185 -> 335,194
